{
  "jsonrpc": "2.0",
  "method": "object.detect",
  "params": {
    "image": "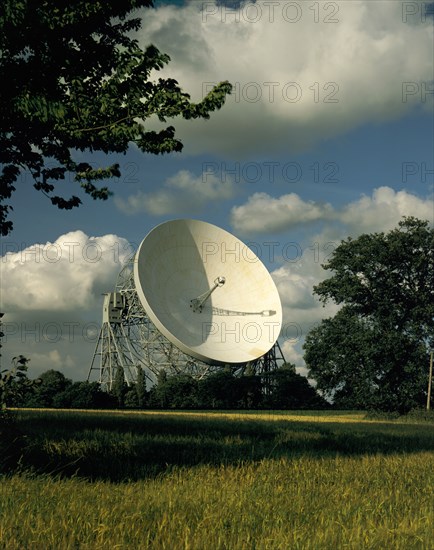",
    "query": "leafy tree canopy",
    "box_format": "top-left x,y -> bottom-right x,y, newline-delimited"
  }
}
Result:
265,363 -> 328,410
0,354 -> 33,409
304,217 -> 434,412
26,369 -> 72,407
0,0 -> 232,234
111,365 -> 128,408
